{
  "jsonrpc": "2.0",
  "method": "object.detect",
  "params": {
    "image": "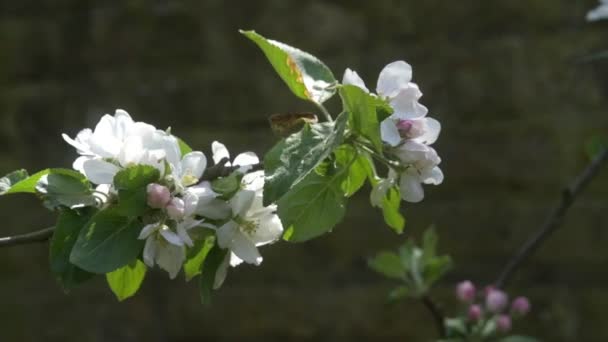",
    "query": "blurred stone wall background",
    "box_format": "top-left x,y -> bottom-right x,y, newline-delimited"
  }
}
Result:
0,0 -> 607,341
